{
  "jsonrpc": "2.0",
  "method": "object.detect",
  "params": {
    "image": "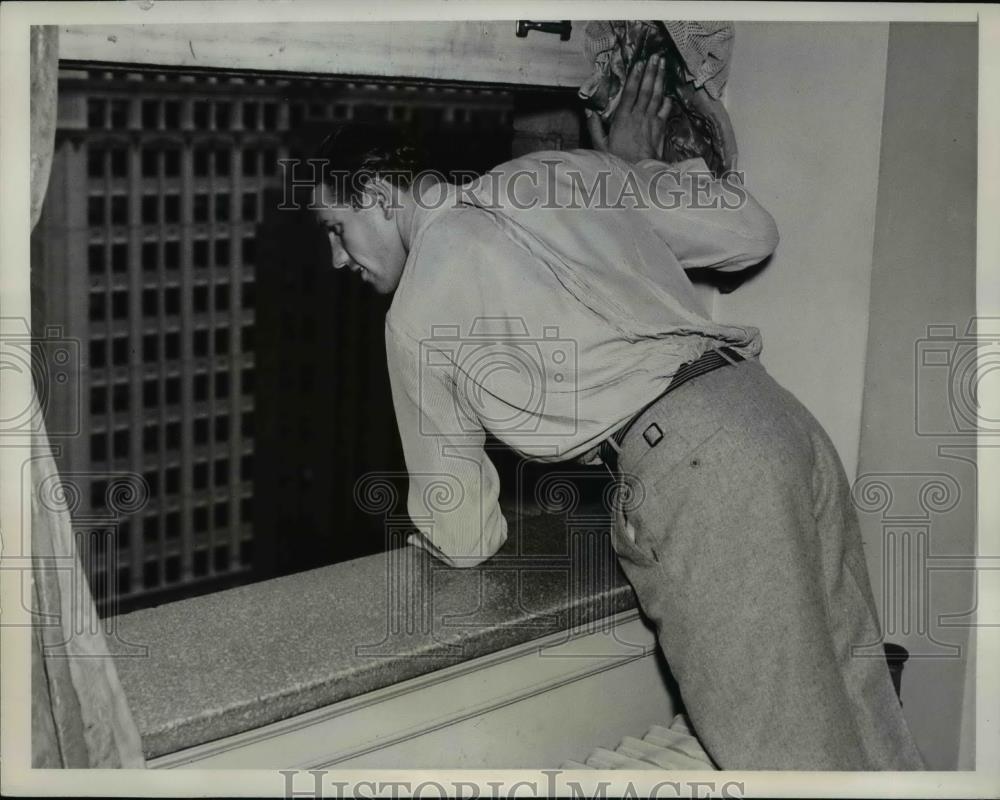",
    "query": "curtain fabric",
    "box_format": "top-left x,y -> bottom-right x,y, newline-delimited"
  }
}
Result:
29,24 -> 146,769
